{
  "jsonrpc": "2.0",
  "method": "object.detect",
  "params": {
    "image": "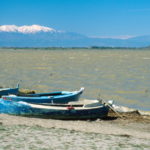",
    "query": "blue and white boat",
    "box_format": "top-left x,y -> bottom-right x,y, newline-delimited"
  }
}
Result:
0,99 -> 109,119
0,84 -> 19,97
2,87 -> 84,104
